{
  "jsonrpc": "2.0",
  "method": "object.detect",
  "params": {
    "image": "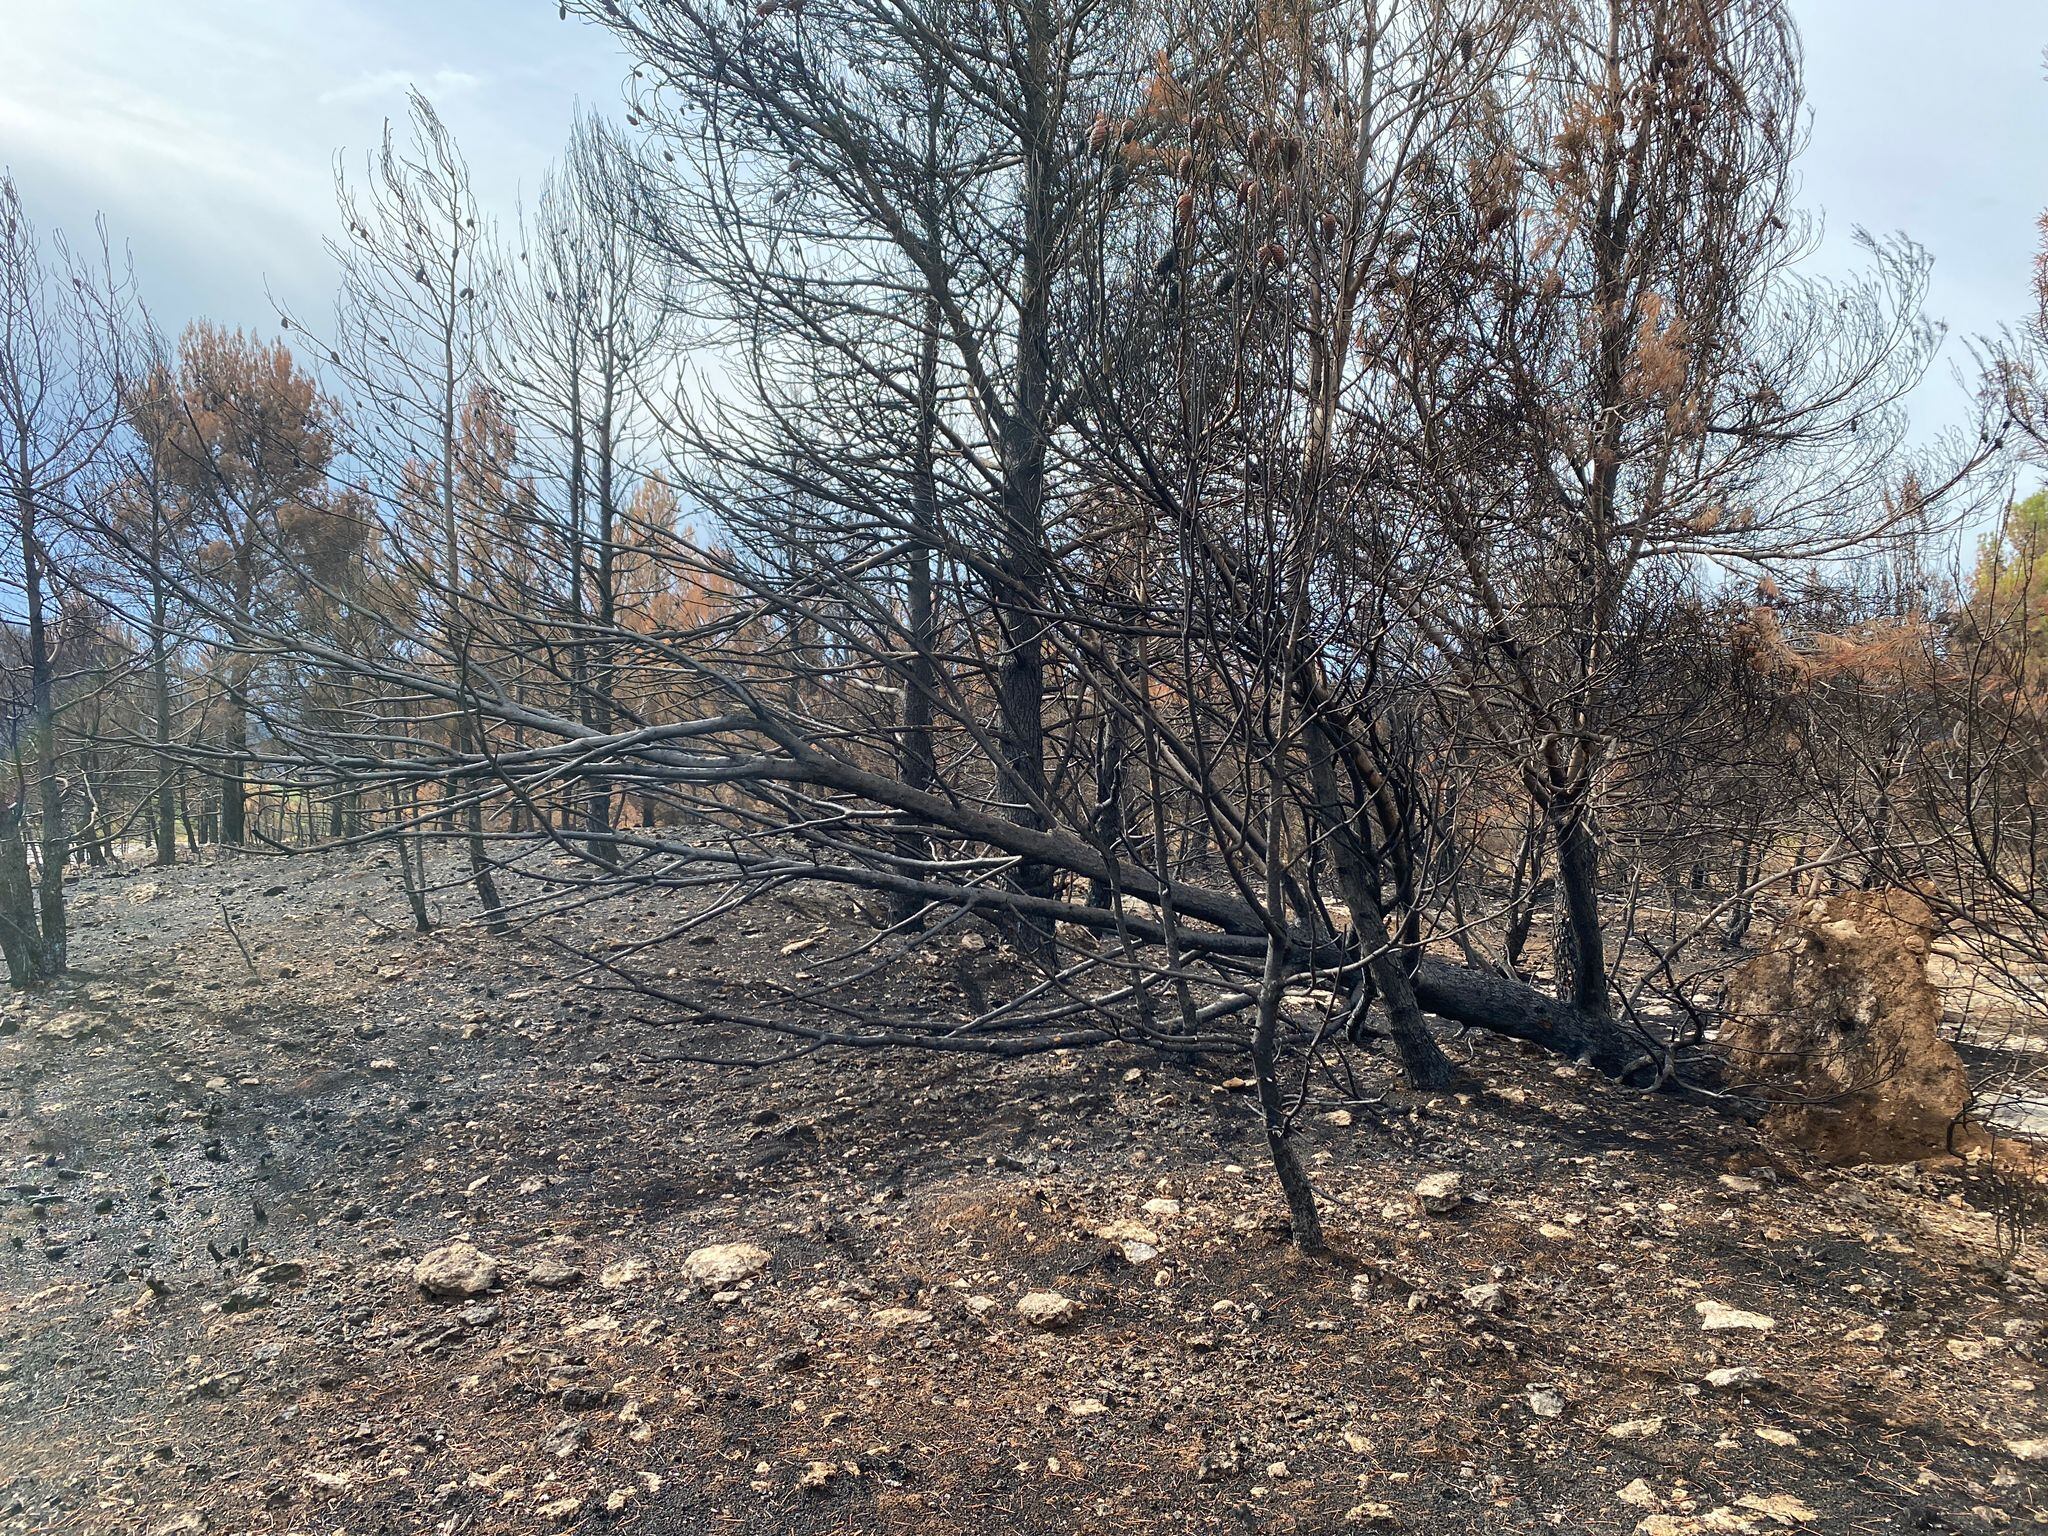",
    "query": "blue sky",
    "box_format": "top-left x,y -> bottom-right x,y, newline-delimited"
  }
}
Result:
3,1 -> 2043,444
